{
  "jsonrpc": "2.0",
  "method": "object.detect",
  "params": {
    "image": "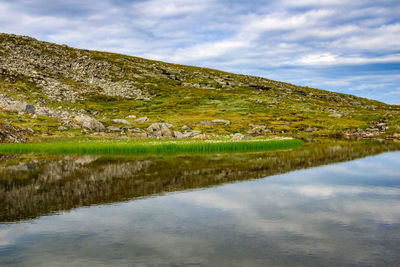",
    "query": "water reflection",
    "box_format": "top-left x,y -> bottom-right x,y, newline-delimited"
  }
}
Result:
0,140 -> 399,223
0,144 -> 399,266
